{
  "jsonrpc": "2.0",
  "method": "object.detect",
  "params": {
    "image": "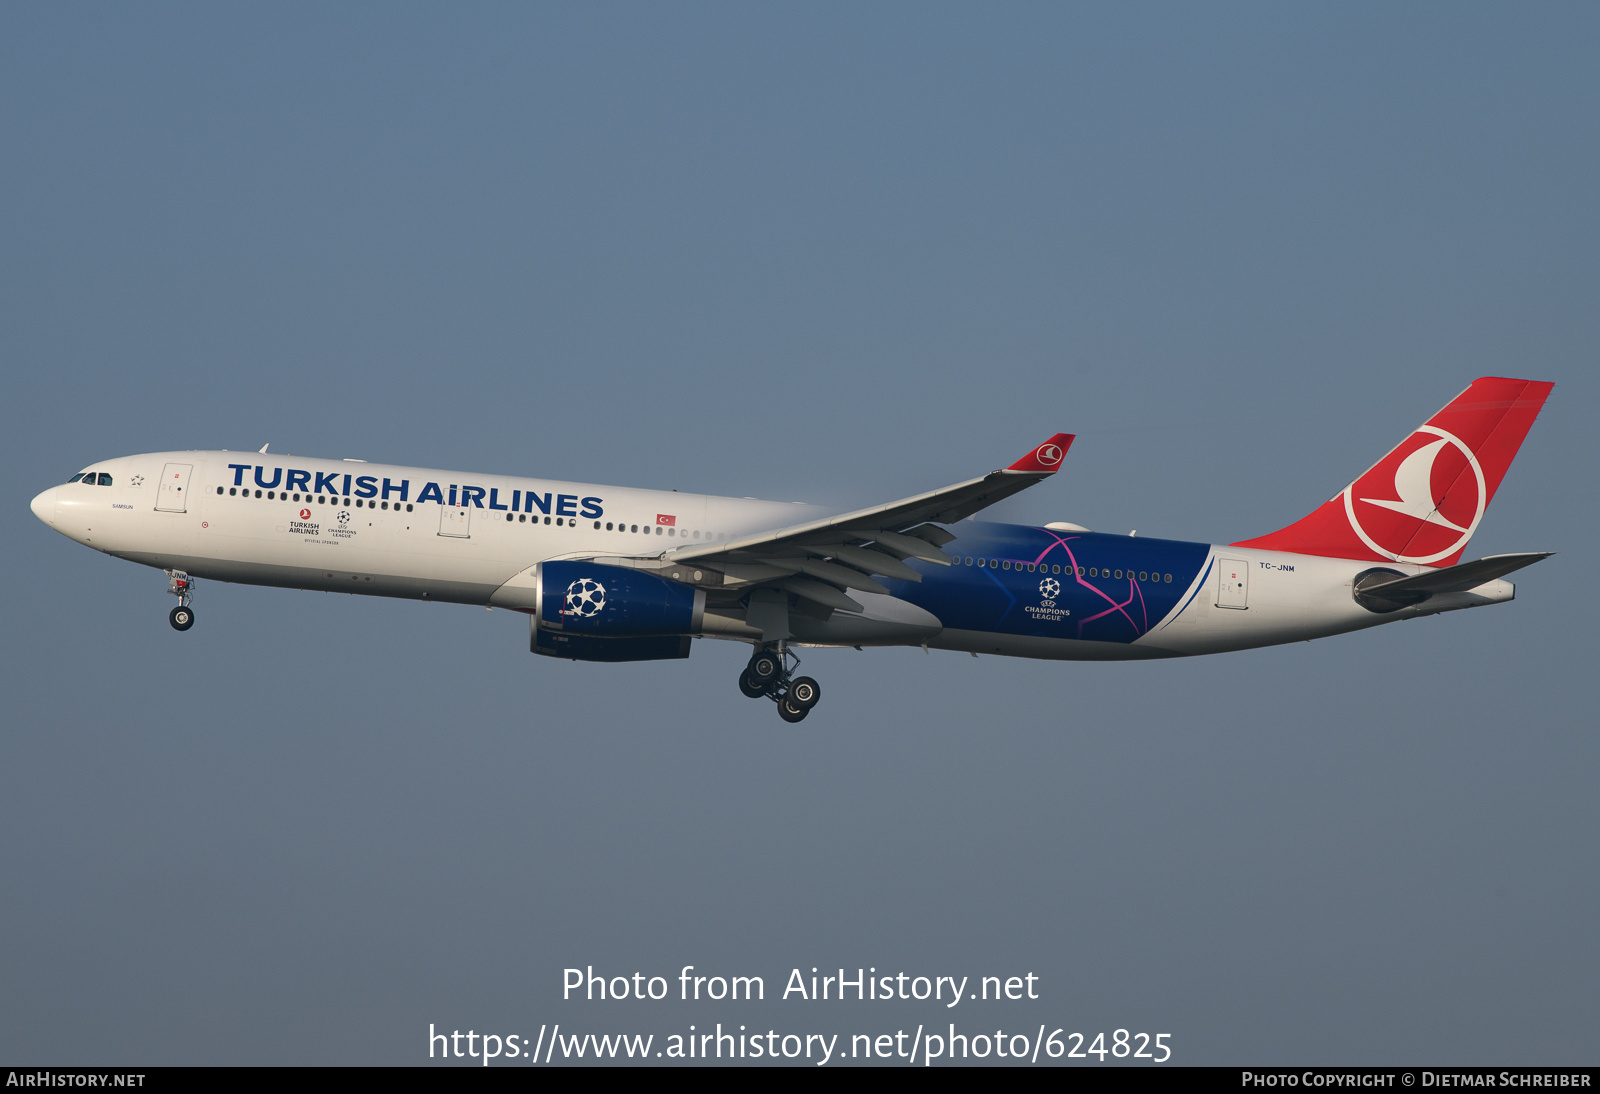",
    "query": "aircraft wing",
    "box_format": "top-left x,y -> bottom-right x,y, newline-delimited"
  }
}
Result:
636,434 -> 1074,613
